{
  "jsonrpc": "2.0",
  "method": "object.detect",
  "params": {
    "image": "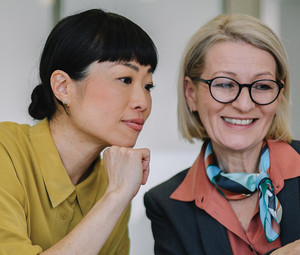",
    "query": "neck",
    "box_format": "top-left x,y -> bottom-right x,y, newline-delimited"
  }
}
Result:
49,114 -> 106,185
211,141 -> 263,174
